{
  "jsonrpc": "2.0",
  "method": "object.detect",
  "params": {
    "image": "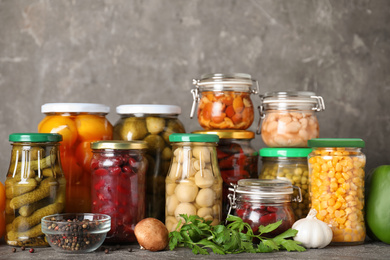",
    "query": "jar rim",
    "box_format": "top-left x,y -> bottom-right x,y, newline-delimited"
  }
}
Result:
9,133 -> 62,142
41,103 -> 110,114
229,179 -> 293,195
192,130 -> 255,140
91,140 -> 148,150
116,104 -> 181,115
194,73 -> 255,92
